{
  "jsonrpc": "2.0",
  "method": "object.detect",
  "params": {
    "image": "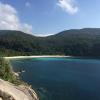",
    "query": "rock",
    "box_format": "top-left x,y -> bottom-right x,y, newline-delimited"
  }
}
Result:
0,97 -> 2,100
0,79 -> 39,100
